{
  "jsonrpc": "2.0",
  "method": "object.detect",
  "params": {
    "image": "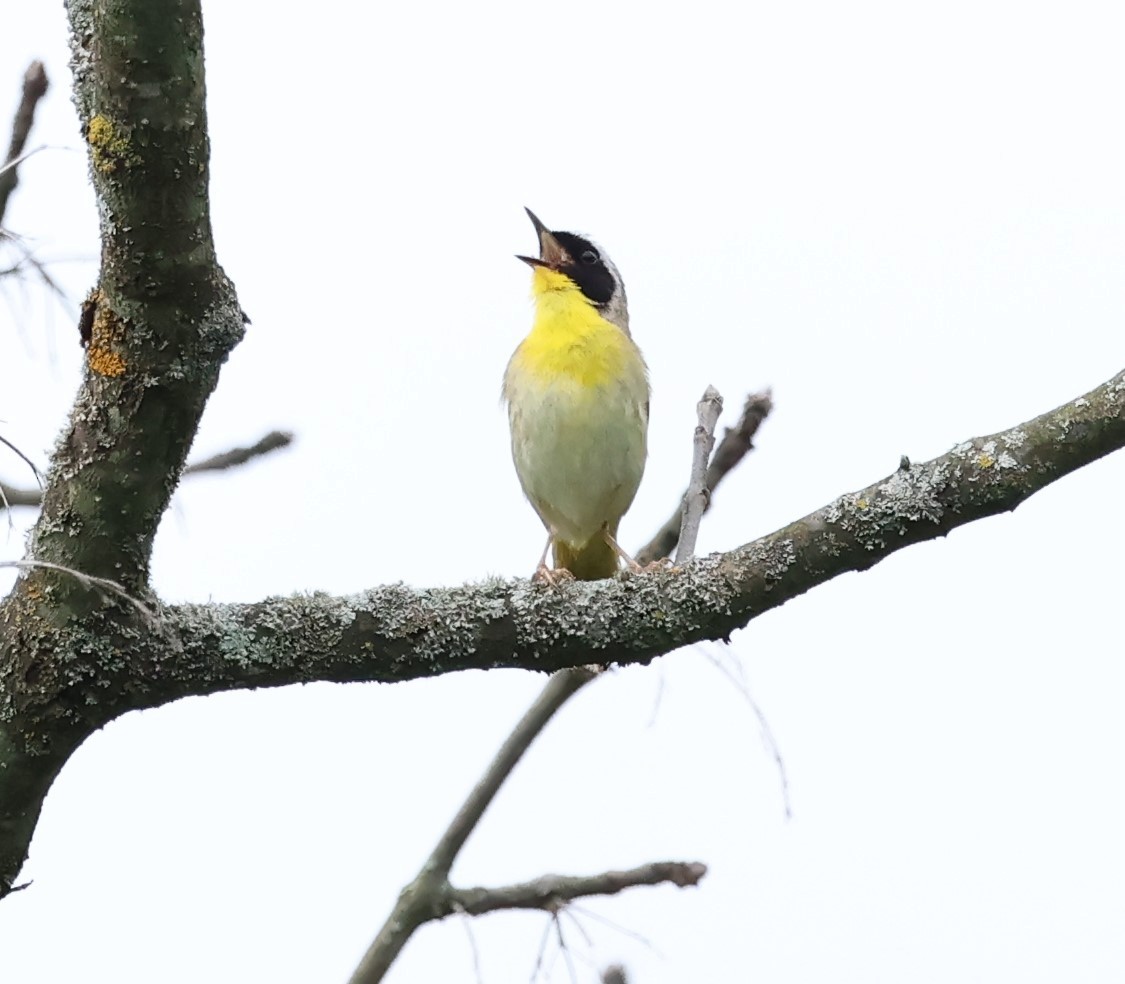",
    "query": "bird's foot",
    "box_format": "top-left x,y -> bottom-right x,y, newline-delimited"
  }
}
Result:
532,564 -> 575,587
621,556 -> 680,576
